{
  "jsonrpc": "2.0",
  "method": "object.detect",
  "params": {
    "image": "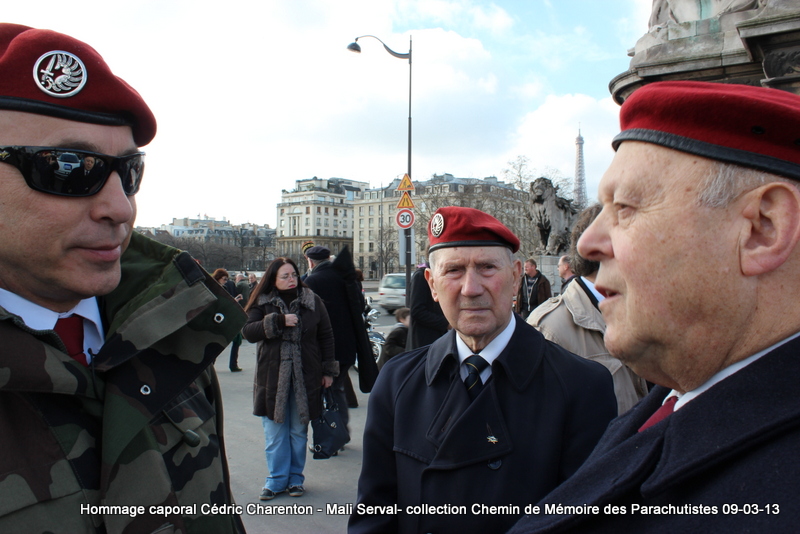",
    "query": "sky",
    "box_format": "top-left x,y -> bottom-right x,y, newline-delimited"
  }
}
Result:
6,0 -> 653,229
